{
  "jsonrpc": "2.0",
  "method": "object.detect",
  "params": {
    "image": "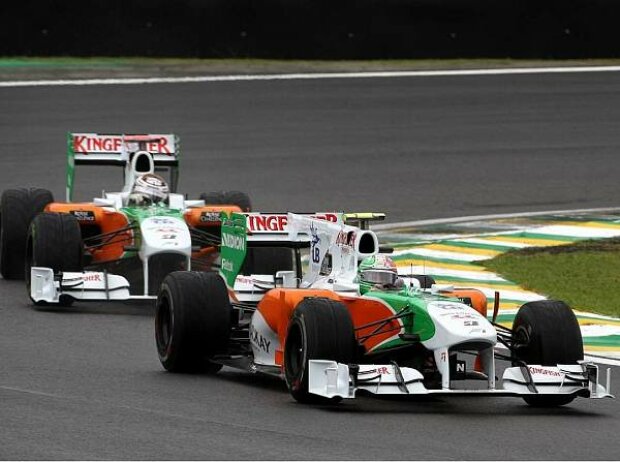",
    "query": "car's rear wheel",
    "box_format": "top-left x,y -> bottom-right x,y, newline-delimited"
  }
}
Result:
284,297 -> 357,404
155,271 -> 232,373
0,188 -> 53,280
512,300 -> 584,407
26,212 -> 83,306
200,190 -> 252,212
410,275 -> 436,289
